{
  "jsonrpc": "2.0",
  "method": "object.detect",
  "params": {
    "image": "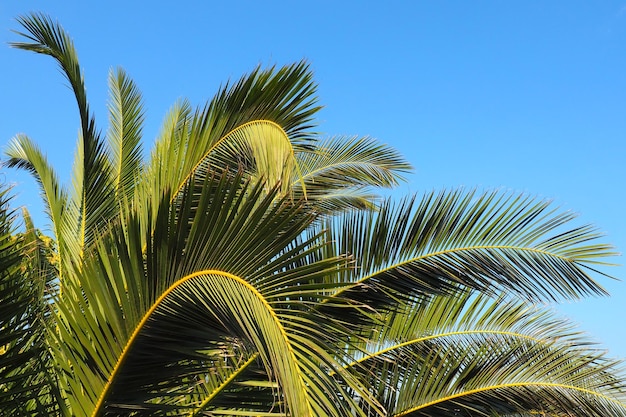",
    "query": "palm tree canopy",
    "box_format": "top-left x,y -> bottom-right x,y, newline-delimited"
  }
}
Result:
2,12 -> 625,417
